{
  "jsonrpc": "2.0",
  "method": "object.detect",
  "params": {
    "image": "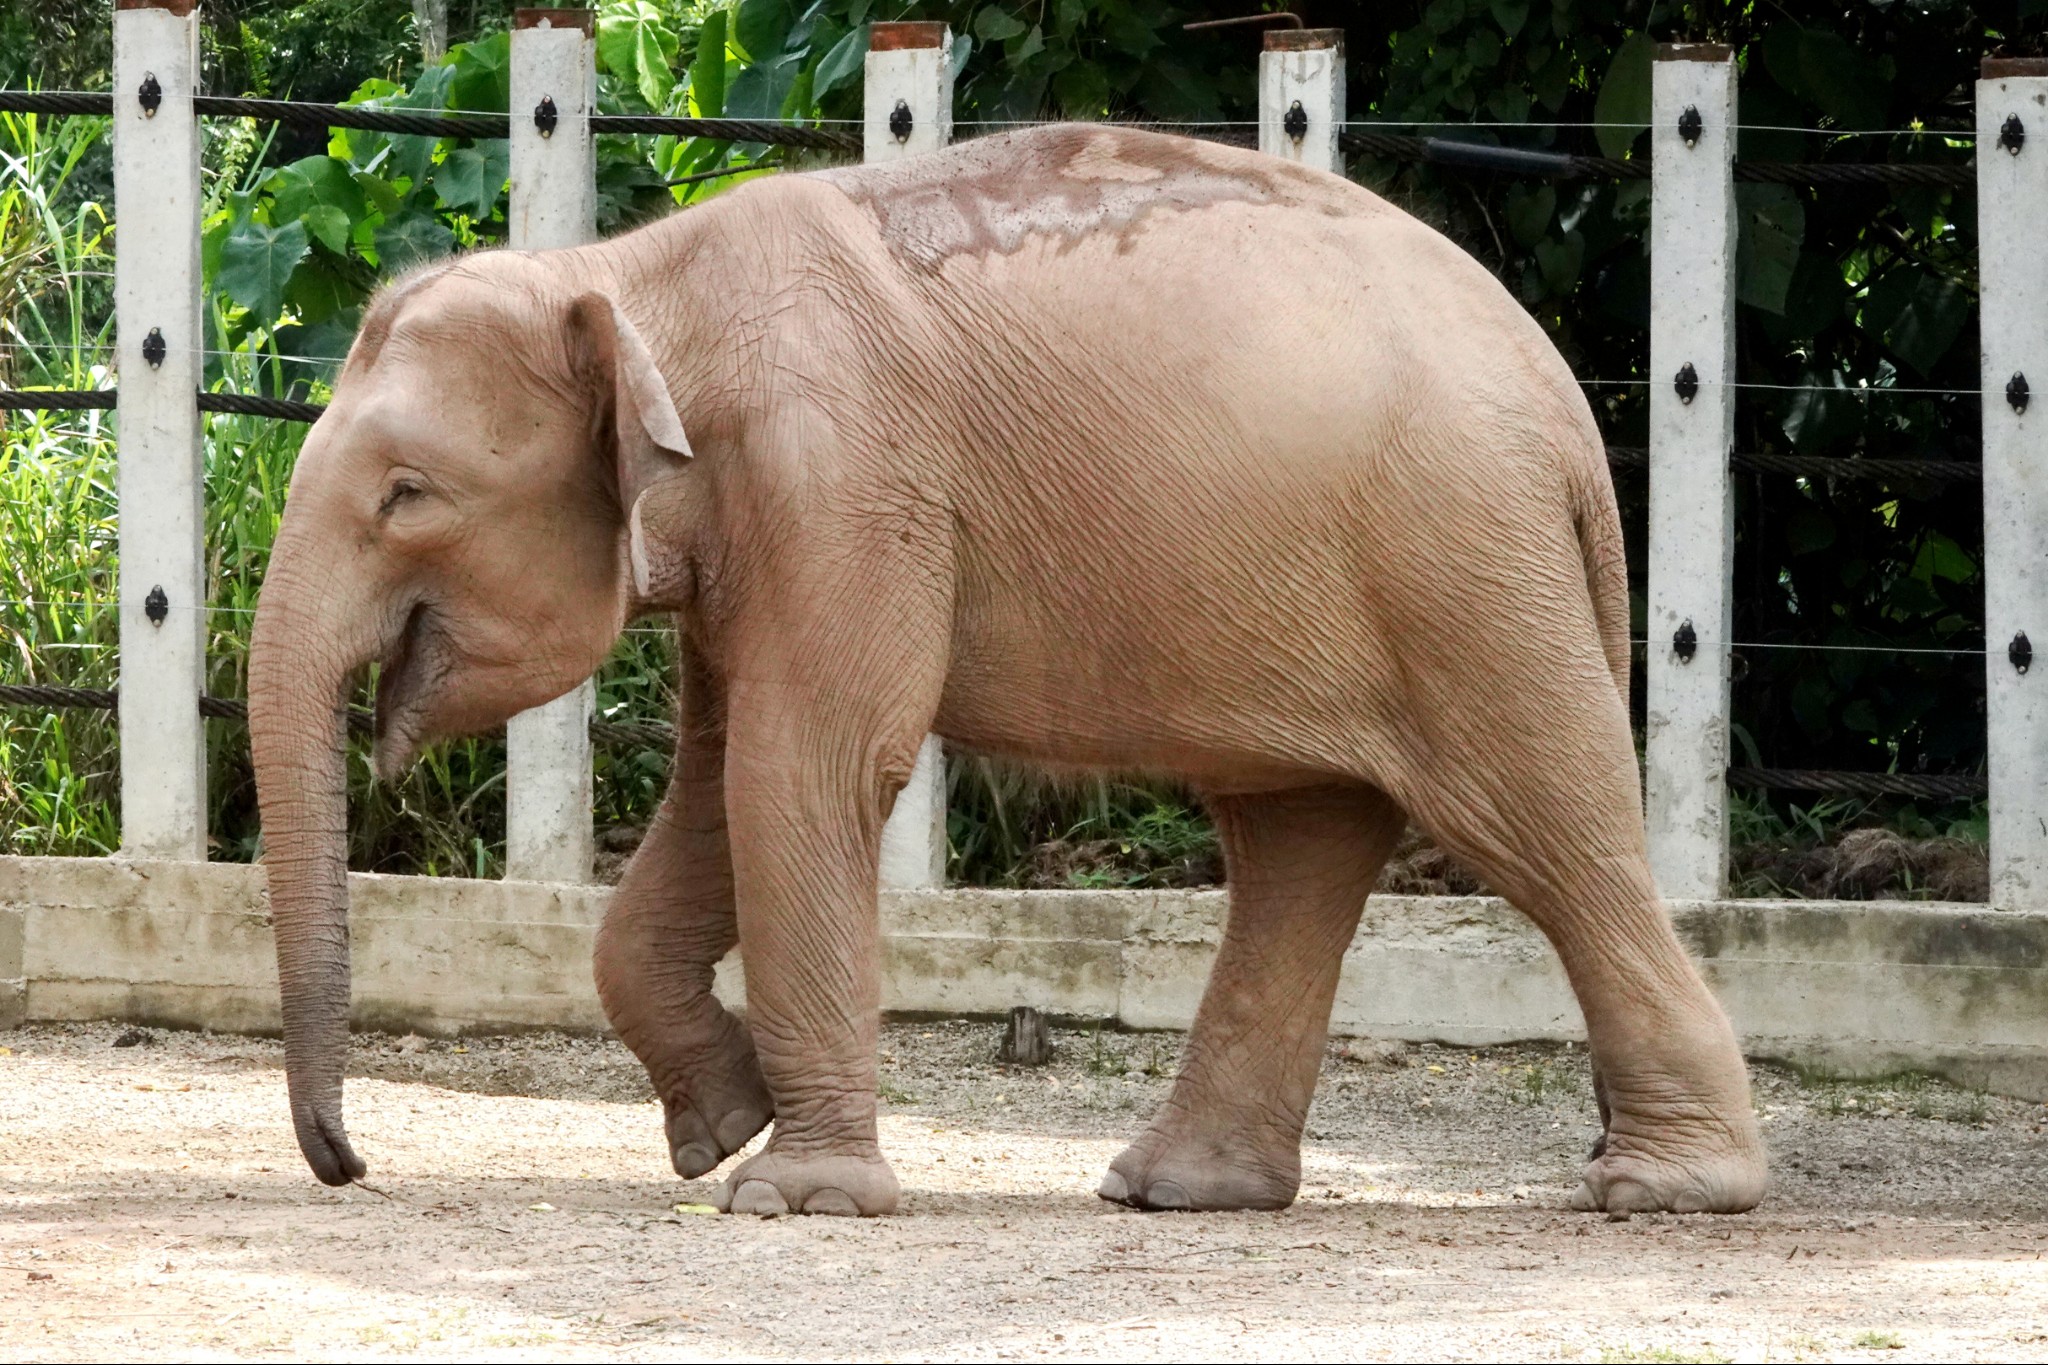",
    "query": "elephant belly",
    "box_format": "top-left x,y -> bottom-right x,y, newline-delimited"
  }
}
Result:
932,523 -> 1403,791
